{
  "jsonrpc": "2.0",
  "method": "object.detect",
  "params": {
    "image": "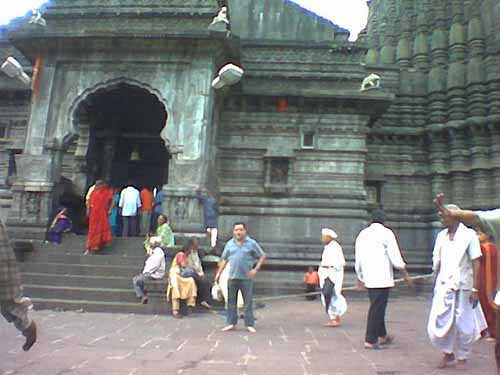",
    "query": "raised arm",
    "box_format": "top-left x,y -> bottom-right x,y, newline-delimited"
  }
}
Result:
434,193 -> 480,227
